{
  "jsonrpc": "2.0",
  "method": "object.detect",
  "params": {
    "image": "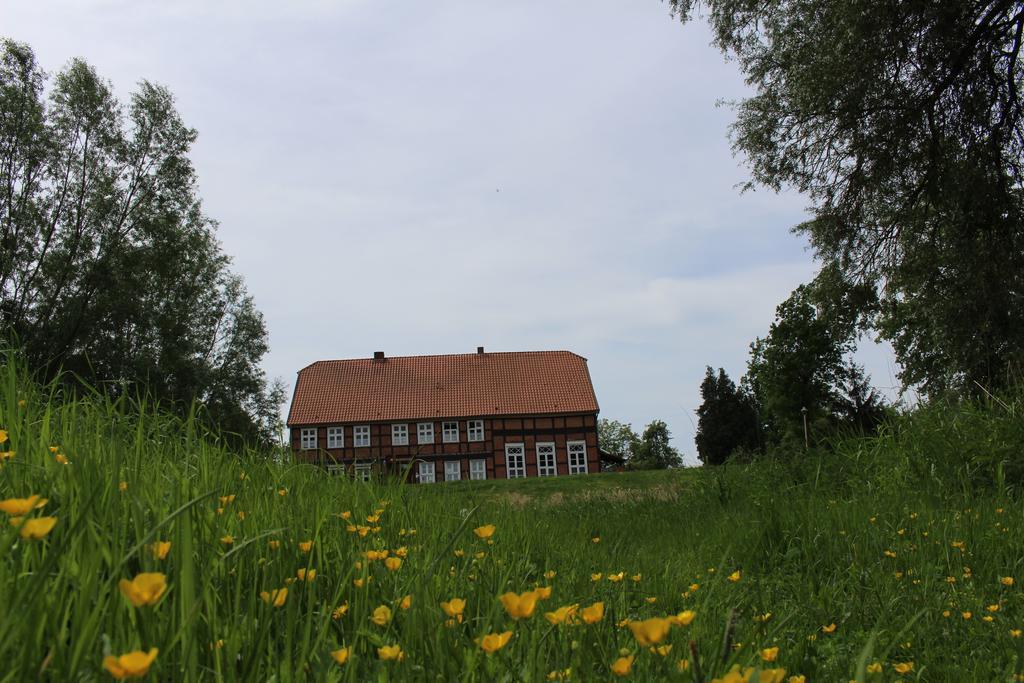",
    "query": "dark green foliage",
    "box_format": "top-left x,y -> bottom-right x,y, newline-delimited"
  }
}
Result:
629,419 -> 683,469
694,366 -> 760,465
668,0 -> 1024,396
0,39 -> 281,446
597,418 -> 640,464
